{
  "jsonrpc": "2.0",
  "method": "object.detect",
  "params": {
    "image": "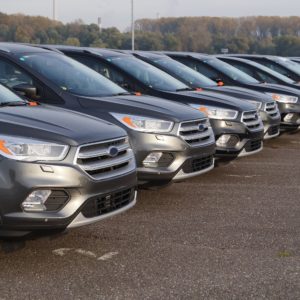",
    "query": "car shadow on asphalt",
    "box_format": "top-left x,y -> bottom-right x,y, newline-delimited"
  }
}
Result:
0,230 -> 68,254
